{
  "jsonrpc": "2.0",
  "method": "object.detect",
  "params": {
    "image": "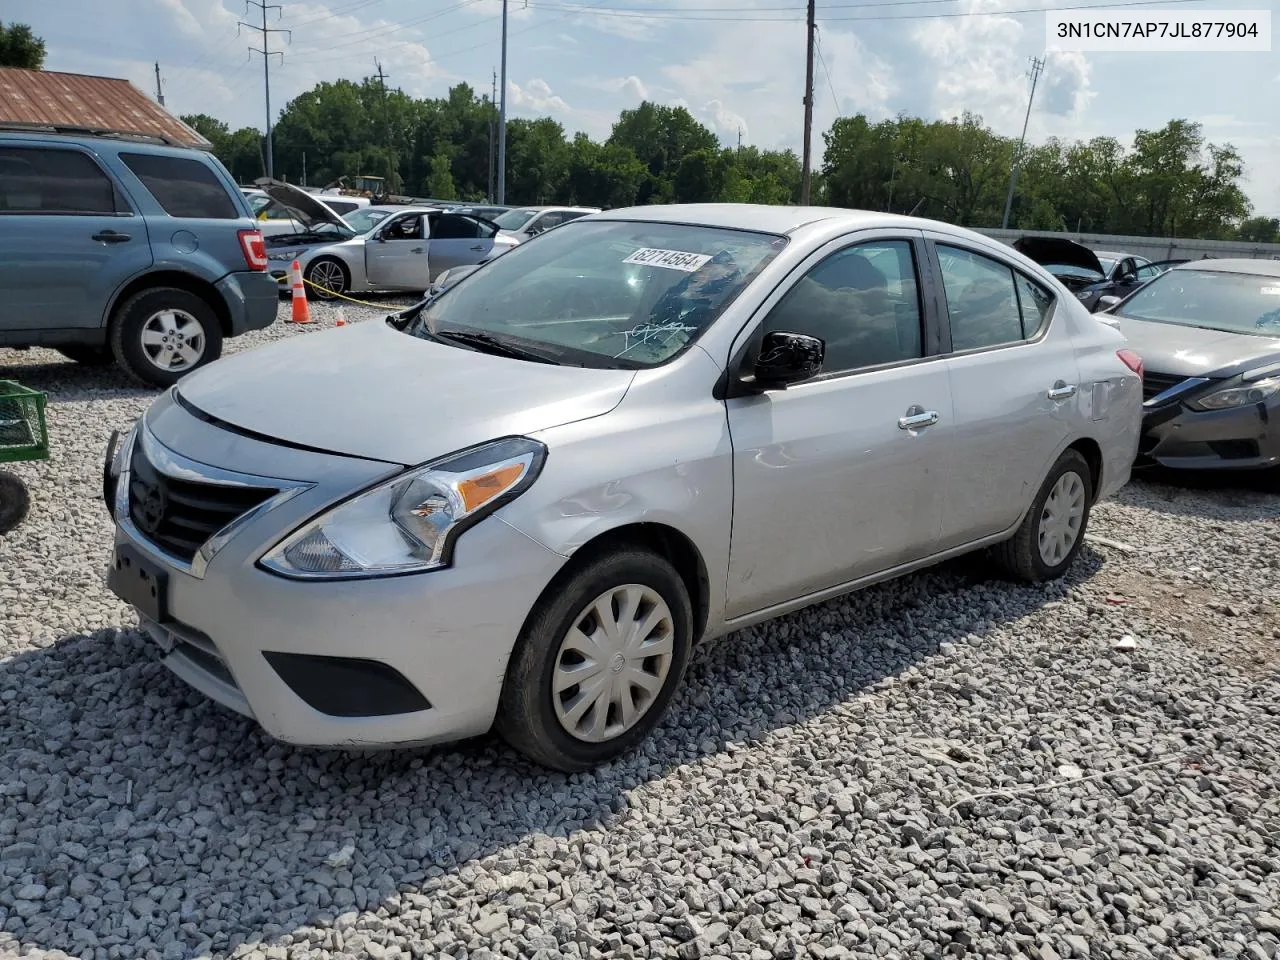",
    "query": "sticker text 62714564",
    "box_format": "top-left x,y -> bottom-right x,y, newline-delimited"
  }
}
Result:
623,248 -> 714,272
